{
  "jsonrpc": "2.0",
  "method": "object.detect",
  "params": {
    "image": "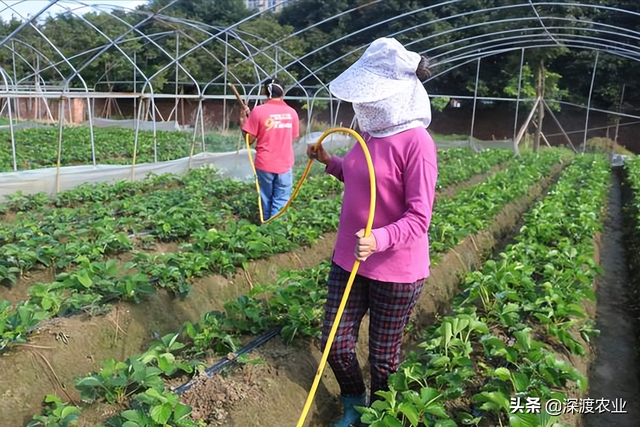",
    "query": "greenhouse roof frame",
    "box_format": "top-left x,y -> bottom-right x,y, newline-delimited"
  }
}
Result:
0,1 -> 637,99
0,0 -> 638,172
